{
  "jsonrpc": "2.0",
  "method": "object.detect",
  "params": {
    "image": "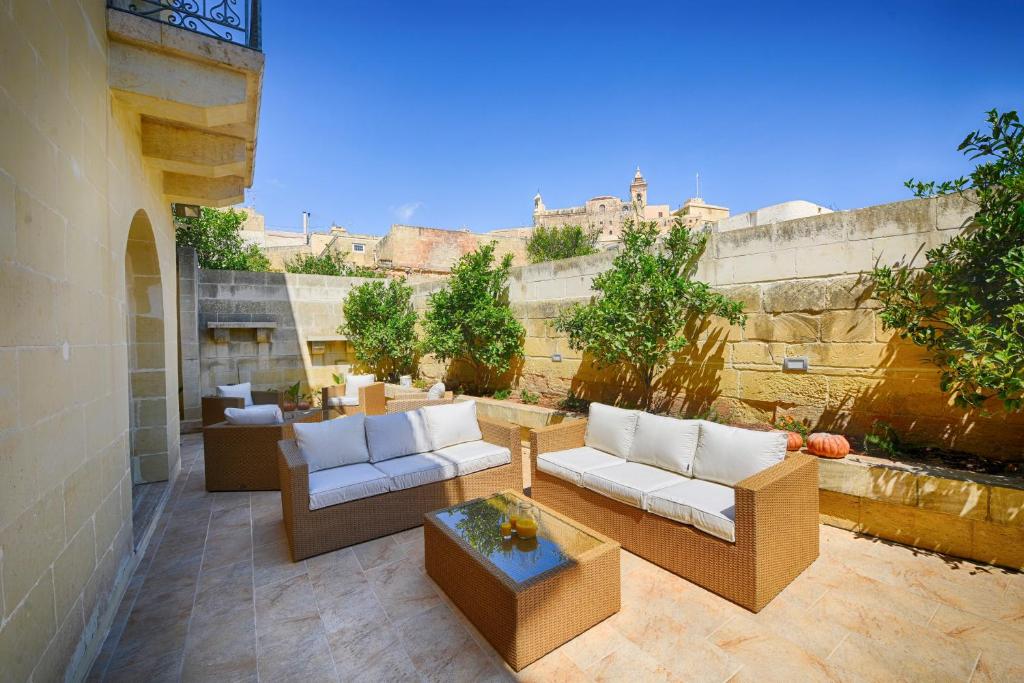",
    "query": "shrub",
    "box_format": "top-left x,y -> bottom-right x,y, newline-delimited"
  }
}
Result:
555,218 -> 746,409
175,206 -> 270,271
421,242 -> 525,394
558,390 -> 591,413
492,388 -> 511,400
520,389 -> 540,405
526,224 -> 600,263
340,278 -> 418,380
872,109 -> 1023,412
863,420 -> 904,458
285,249 -> 381,277
775,416 -> 810,439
